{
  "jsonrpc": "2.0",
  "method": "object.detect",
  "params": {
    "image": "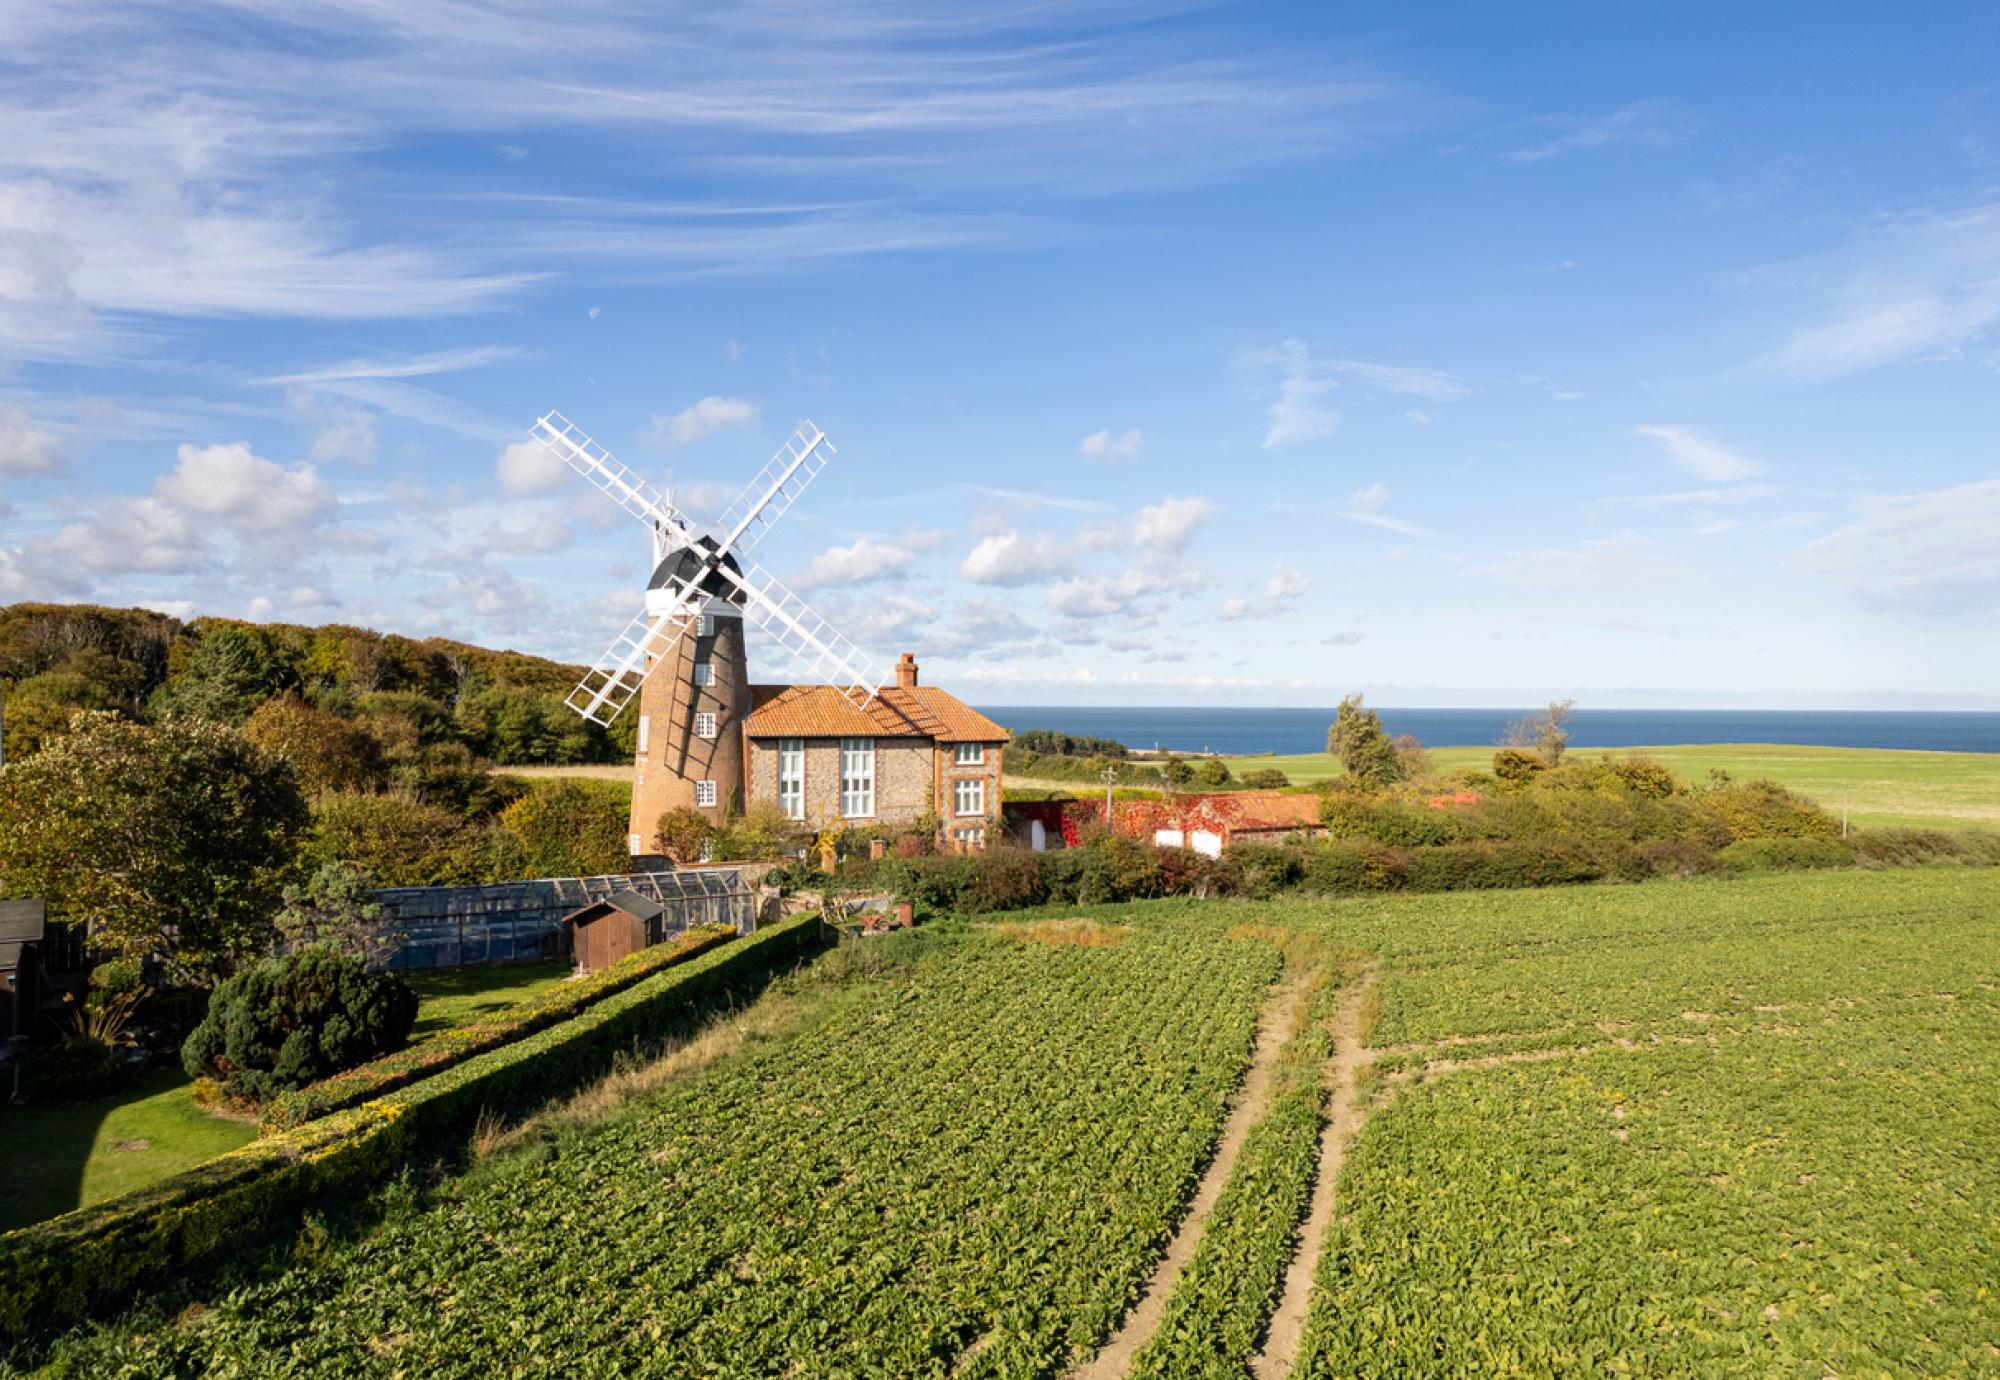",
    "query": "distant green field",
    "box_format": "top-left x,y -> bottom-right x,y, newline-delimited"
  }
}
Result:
1228,742 -> 2000,831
